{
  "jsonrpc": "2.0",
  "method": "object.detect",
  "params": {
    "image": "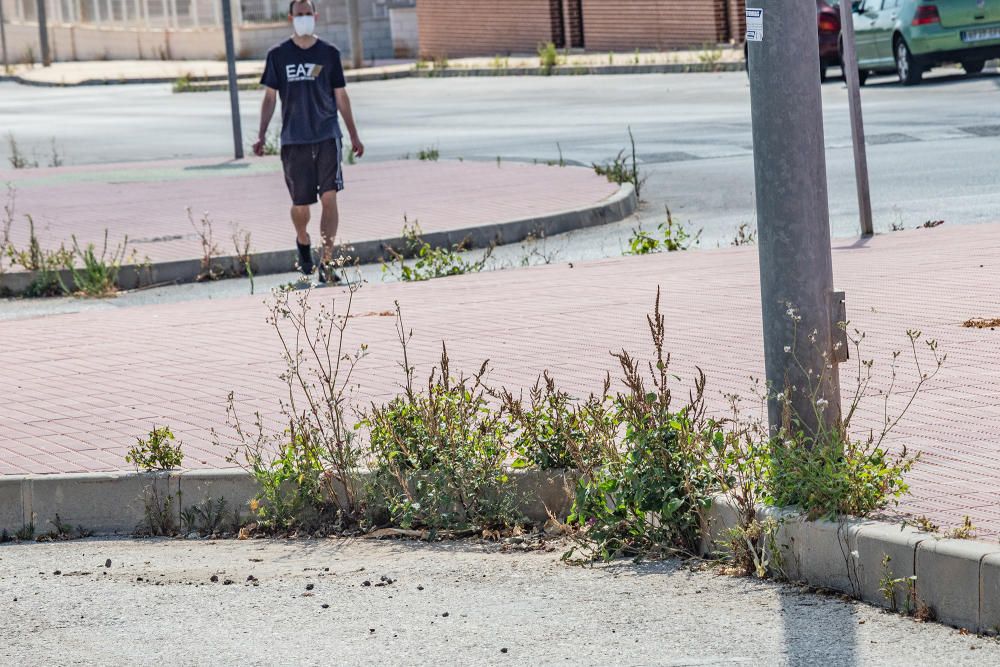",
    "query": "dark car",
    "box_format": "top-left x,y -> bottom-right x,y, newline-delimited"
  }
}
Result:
817,0 -> 844,79
745,0 -> 843,81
